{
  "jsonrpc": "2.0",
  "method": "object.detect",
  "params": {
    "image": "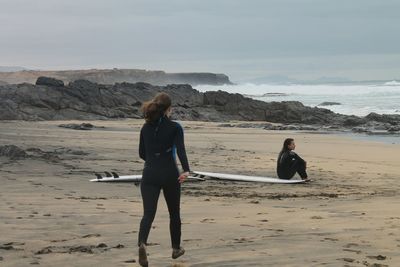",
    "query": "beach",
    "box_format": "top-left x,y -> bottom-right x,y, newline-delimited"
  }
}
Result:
0,119 -> 399,266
